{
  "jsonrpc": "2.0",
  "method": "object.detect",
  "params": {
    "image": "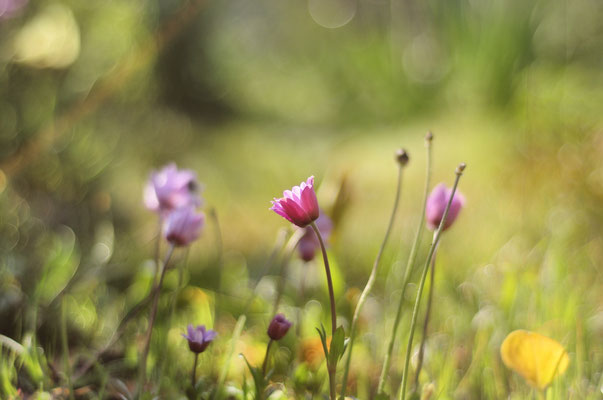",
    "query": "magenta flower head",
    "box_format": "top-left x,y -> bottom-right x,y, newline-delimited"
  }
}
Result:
425,183 -> 465,231
163,206 -> 205,246
182,324 -> 217,354
267,314 -> 292,341
144,163 -> 201,214
270,176 -> 319,228
298,212 -> 333,262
